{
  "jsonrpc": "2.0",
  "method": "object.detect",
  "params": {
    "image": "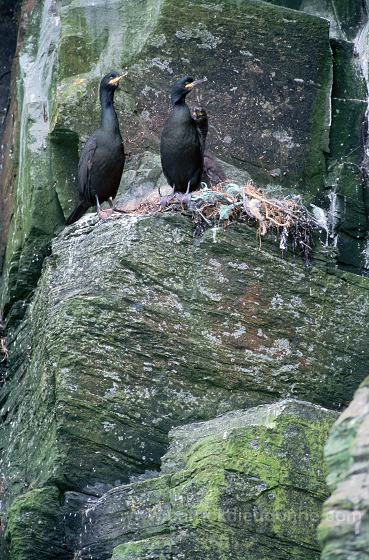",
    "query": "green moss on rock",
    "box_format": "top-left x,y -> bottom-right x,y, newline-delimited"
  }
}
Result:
5,487 -> 70,560
78,400 -> 337,560
319,376 -> 369,559
112,538 -> 173,560
1,209 -> 367,557
266,0 -> 367,40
